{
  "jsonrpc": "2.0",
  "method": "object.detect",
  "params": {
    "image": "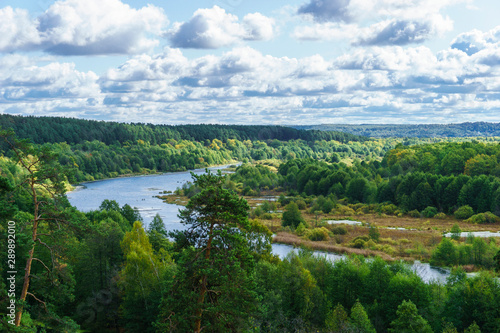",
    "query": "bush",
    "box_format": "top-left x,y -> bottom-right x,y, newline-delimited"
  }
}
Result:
336,205 -> 356,216
368,224 -> 380,242
365,239 -> 378,250
332,226 -> 348,235
450,223 -> 461,240
351,235 -> 369,248
322,199 -> 335,214
379,203 -> 398,215
408,209 -> 421,218
352,239 -> 366,249
261,213 -> 273,220
296,222 -> 307,236
282,202 -> 305,229
306,227 -> 330,241
435,212 -> 447,219
295,199 -> 307,210
455,205 -> 474,220
466,212 -> 500,224
422,206 -> 438,218
381,244 -> 396,255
